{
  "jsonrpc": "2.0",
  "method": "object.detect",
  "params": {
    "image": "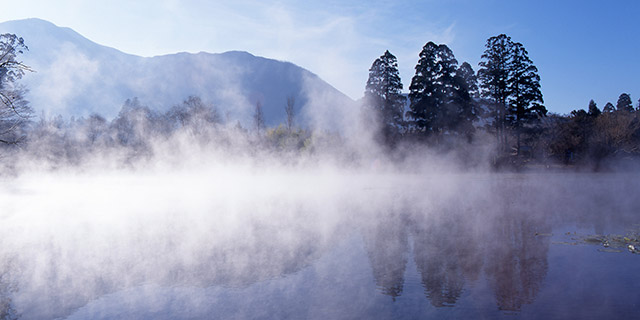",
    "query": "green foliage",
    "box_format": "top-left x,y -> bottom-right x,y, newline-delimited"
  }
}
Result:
603,102 -> 615,113
364,50 -> 406,145
457,62 -> 479,98
265,124 -> 310,152
407,42 -> 441,134
407,42 -> 477,141
3,31 -> 639,171
478,34 -> 546,154
588,100 -> 601,117
616,93 -> 633,112
478,34 -> 512,107
508,42 -> 545,127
